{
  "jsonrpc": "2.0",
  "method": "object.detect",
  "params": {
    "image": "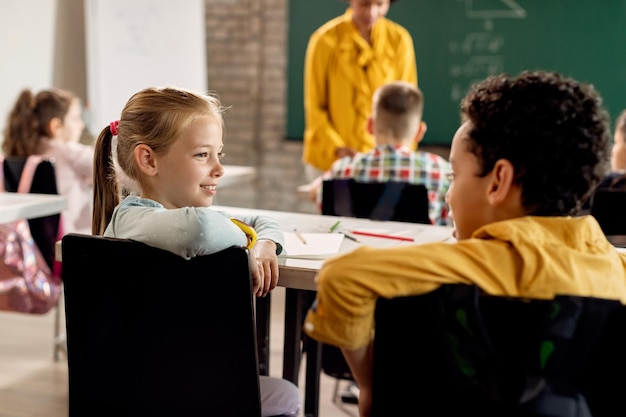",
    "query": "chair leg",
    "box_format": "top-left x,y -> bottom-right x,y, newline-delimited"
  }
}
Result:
52,296 -> 67,361
332,378 -> 341,404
